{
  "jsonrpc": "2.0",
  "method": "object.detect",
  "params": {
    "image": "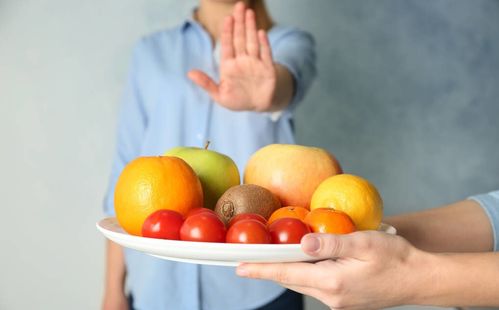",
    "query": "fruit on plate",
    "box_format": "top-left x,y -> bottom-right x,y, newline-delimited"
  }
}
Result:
114,156 -> 203,236
215,184 -> 281,224
228,213 -> 267,227
244,144 -> 342,209
310,174 -> 383,230
142,209 -> 184,240
165,143 -> 240,210
304,208 -> 356,234
185,207 -> 219,218
269,218 -> 311,244
180,212 -> 226,243
226,219 -> 271,244
268,206 -> 310,225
